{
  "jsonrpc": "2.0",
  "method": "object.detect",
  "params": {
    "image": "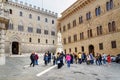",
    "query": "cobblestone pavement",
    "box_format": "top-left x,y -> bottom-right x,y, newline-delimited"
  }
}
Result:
0,55 -> 120,80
